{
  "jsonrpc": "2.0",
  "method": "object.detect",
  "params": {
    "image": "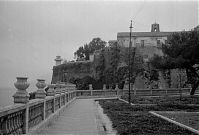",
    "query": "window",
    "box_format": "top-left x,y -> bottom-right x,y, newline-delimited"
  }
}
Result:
141,40 -> 144,48
157,40 -> 162,48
